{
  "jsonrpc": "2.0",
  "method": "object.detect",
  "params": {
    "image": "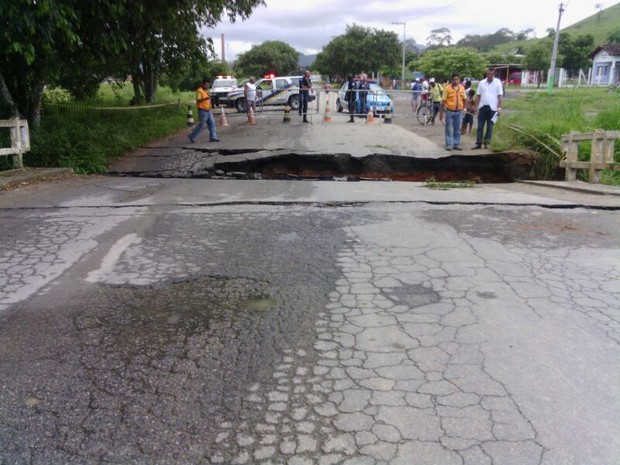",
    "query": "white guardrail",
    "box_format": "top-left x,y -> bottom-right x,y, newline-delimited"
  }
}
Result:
0,118 -> 30,170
